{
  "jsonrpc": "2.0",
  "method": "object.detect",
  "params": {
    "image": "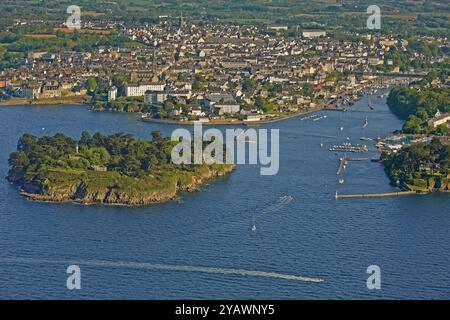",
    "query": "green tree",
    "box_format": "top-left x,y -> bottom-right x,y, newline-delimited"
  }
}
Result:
86,78 -> 98,93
